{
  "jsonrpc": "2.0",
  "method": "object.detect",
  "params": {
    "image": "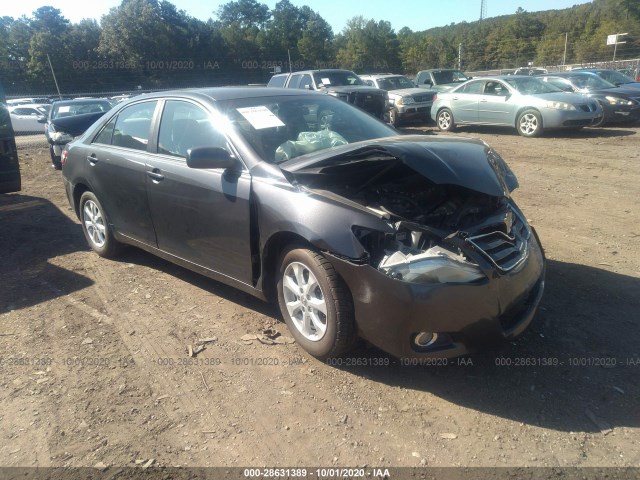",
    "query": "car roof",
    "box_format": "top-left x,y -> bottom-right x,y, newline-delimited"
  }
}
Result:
9,104 -> 49,110
123,87 -> 323,103
360,74 -> 403,78
52,98 -> 112,106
